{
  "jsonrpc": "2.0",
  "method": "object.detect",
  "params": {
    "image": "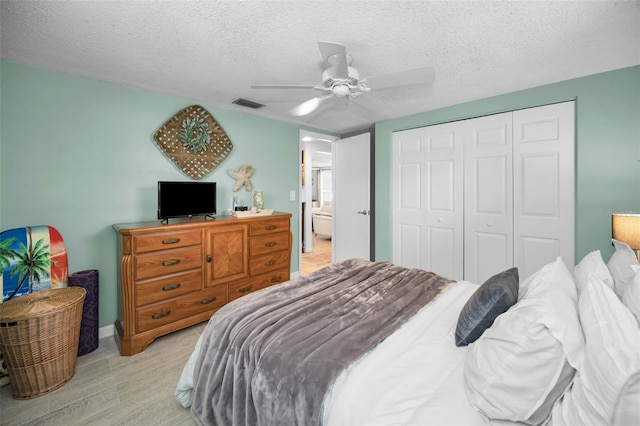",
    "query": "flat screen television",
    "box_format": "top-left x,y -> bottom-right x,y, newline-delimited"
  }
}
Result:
157,181 -> 217,220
